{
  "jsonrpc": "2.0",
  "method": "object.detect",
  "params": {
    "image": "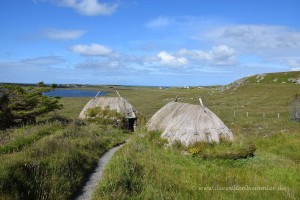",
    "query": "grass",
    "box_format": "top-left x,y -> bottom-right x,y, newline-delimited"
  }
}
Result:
1,71 -> 300,199
91,72 -> 300,200
187,140 -> 256,160
0,117 -> 130,199
93,128 -> 299,200
0,122 -> 62,154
